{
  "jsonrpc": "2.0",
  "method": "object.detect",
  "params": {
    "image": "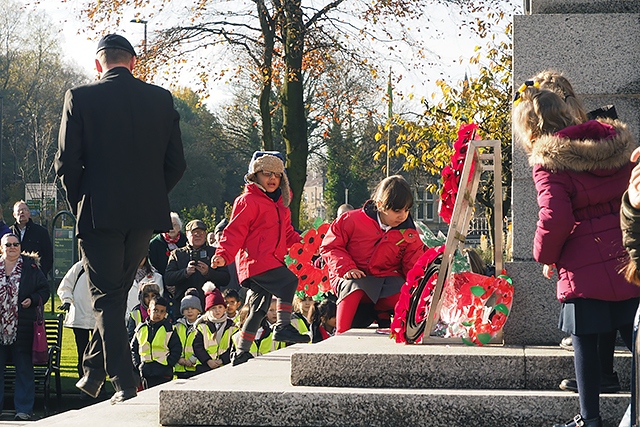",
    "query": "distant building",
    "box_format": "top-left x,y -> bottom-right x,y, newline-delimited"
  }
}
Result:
303,169 -> 326,220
